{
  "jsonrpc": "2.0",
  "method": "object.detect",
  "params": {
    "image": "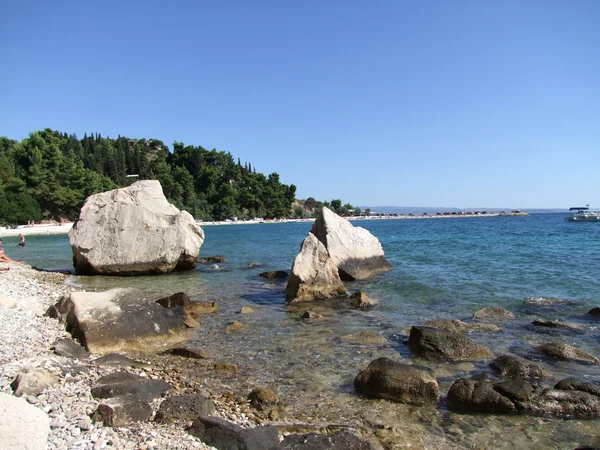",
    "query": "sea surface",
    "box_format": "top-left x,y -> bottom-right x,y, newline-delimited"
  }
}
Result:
15,213 -> 600,448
